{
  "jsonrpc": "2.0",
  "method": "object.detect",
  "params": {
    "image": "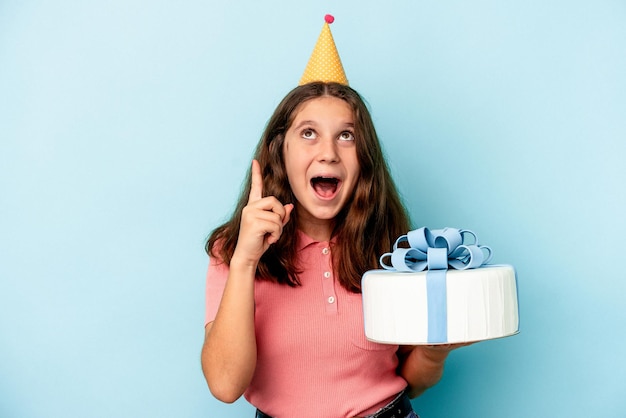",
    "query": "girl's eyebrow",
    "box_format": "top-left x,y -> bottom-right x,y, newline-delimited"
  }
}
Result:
293,120 -> 355,130
292,120 -> 317,130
